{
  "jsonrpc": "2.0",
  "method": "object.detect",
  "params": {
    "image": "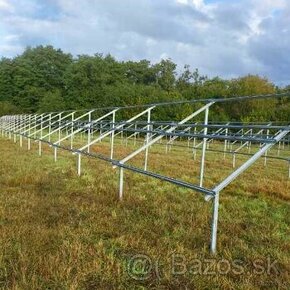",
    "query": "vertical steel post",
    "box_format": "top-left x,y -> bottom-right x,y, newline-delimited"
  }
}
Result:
193,126 -> 197,160
134,123 -> 137,146
199,108 -> 209,187
54,146 -> 57,162
19,115 -> 25,147
248,129 -> 252,153
27,115 -> 32,150
210,191 -> 220,254
110,111 -> 116,160
34,114 -> 37,139
119,167 -> 124,200
87,112 -> 92,153
224,128 -> 228,159
77,153 -> 81,176
48,113 -> 52,143
71,112 -> 75,149
144,109 -> 152,171
39,114 -> 43,156
58,113 -> 61,142
233,153 -> 236,168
